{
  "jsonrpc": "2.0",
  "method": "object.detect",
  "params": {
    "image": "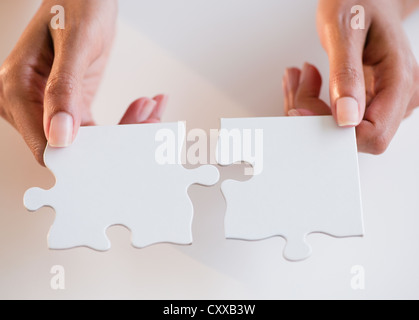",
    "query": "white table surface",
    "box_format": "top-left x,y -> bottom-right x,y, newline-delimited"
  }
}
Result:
1,0 -> 419,300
